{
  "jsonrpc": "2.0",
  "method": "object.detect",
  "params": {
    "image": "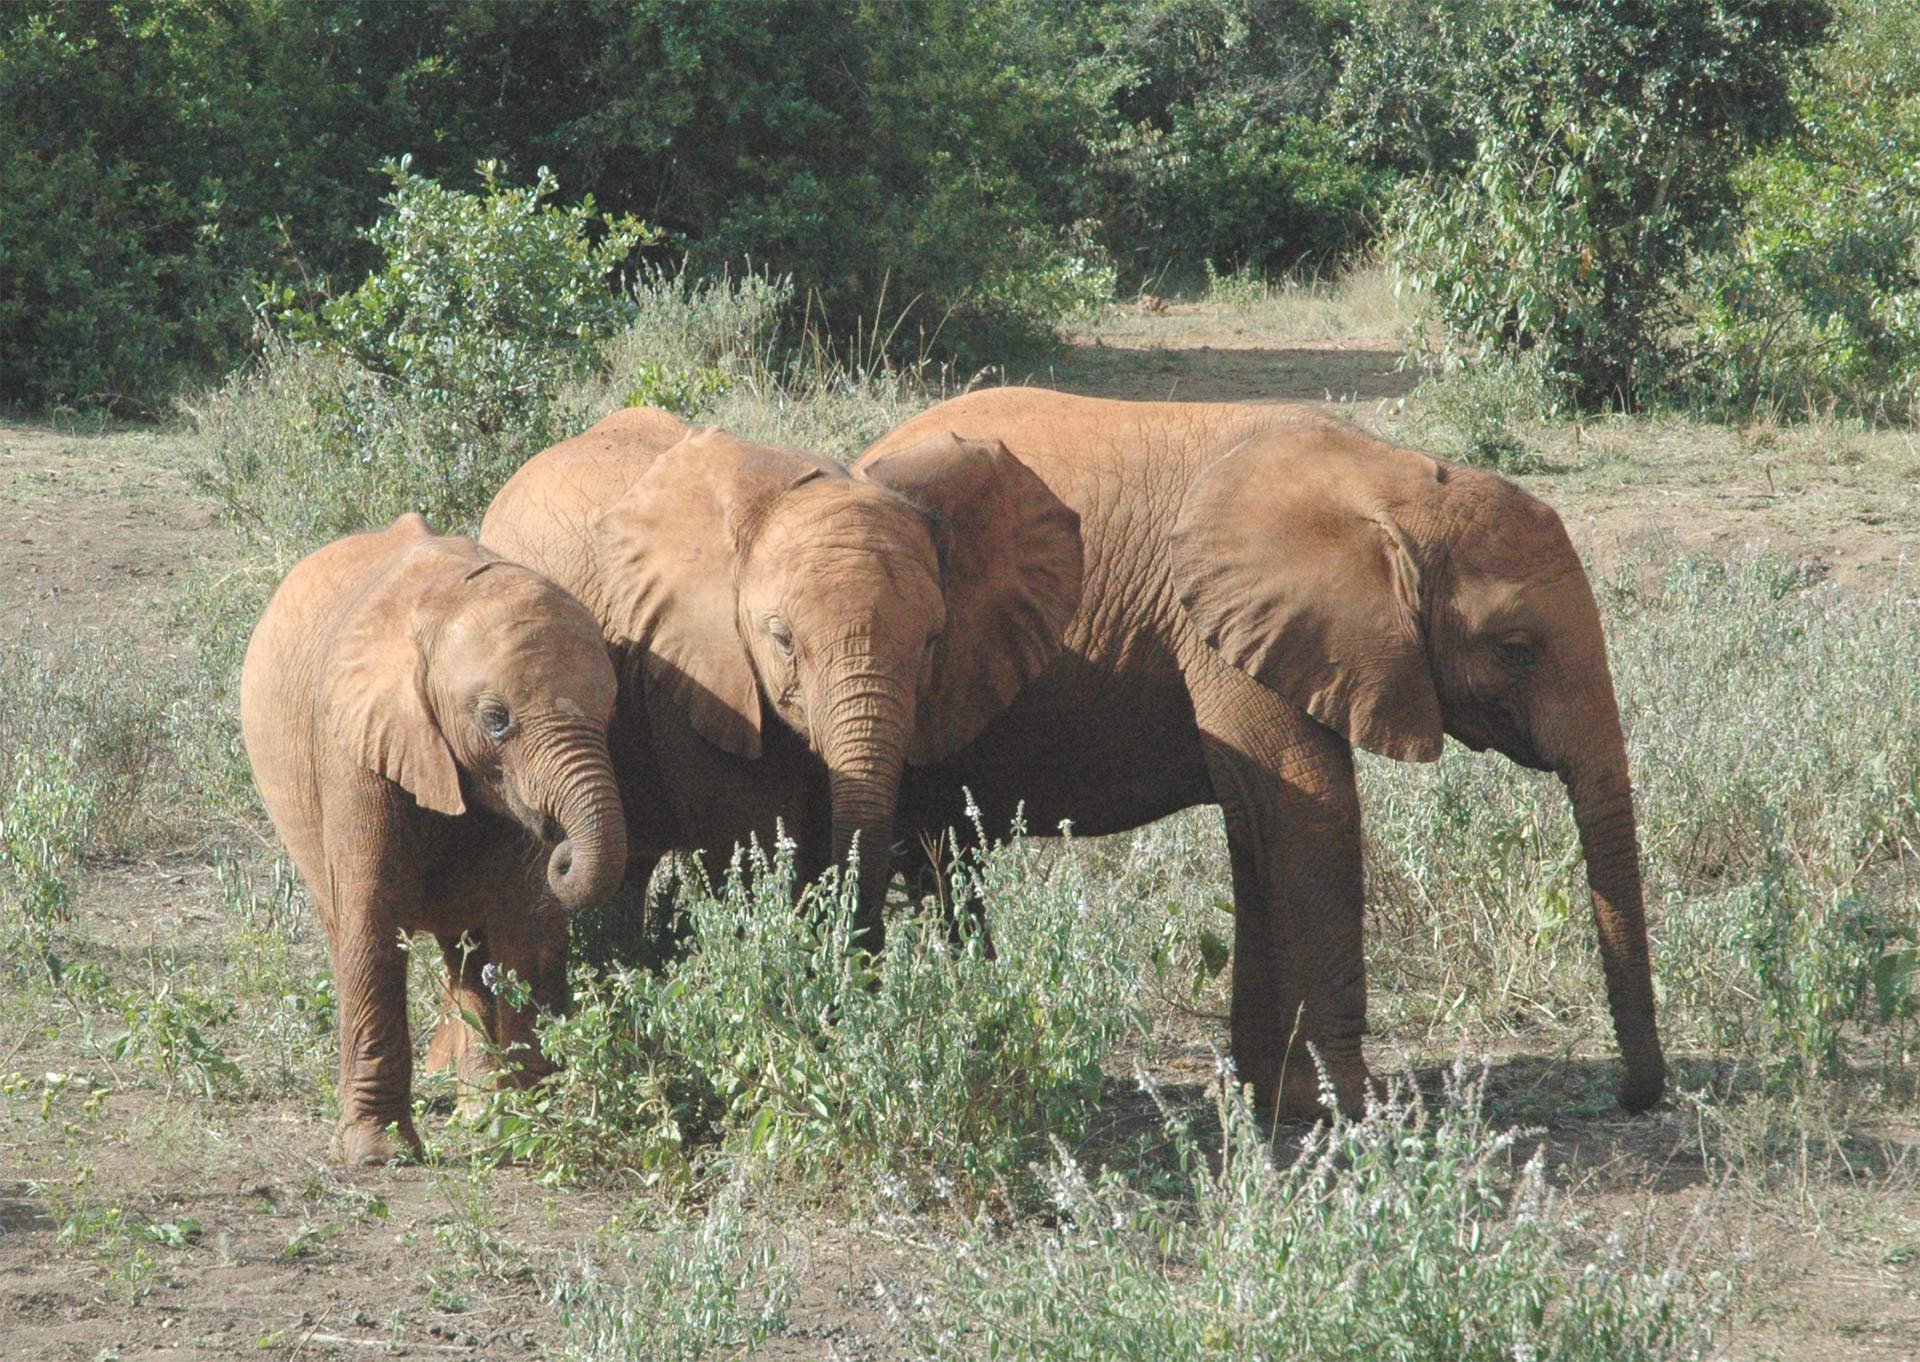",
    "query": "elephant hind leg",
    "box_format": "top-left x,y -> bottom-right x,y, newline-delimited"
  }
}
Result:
480,896 -> 570,1090
424,929 -> 496,1111
1190,661 -> 1373,1120
423,838 -> 572,1104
